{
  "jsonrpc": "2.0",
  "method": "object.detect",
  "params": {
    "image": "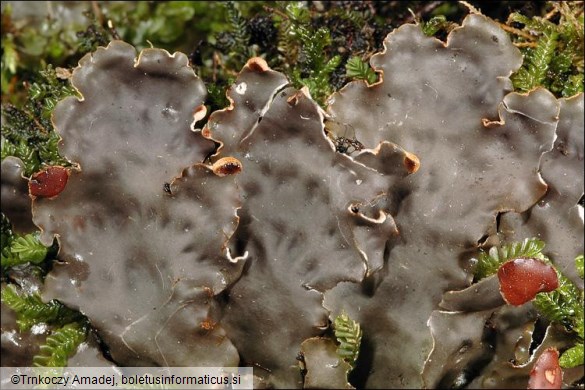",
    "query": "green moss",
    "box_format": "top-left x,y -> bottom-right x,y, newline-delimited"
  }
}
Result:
1,65 -> 75,175
1,232 -> 48,268
333,311 -> 362,371
508,2 -> 584,97
475,239 -> 584,370
421,15 -> 457,37
1,284 -> 83,332
33,322 -> 88,367
345,56 -> 377,84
